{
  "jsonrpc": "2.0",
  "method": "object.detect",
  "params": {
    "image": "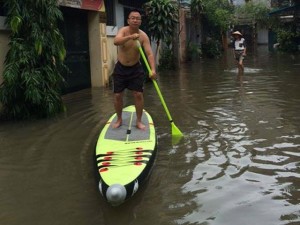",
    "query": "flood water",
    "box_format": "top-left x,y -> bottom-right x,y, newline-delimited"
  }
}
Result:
1,46 -> 300,225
